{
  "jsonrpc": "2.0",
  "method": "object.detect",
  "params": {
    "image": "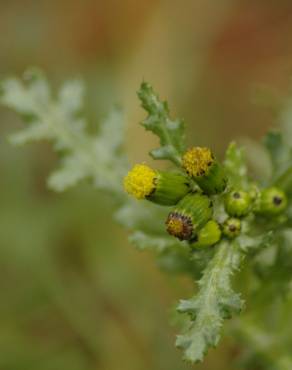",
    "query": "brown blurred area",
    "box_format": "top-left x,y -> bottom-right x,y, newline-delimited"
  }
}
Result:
1,1 -> 292,369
